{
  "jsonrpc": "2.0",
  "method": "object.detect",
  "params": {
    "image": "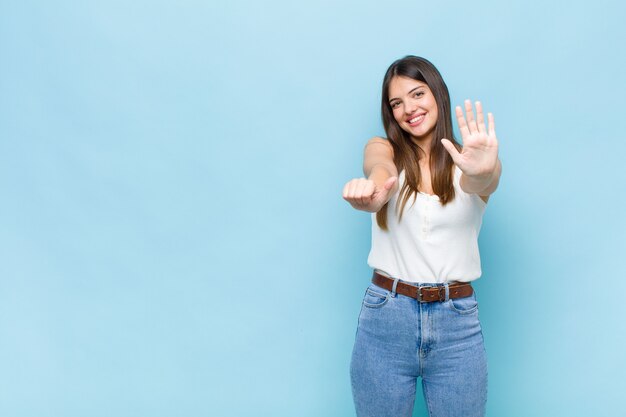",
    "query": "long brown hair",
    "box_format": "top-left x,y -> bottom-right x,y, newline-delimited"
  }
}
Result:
376,55 -> 462,230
